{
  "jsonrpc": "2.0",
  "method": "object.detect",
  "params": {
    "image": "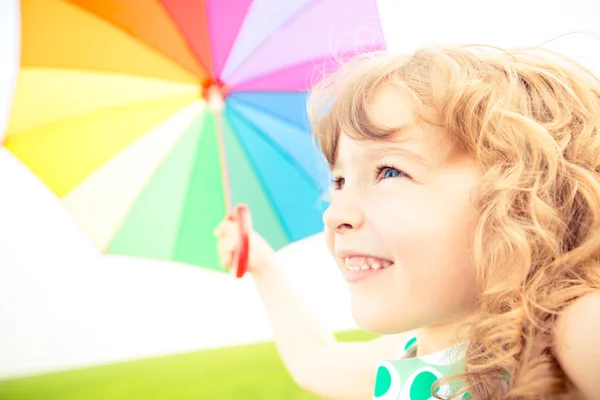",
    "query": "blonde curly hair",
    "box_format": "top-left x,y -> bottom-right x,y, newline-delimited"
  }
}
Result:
308,44 -> 600,399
